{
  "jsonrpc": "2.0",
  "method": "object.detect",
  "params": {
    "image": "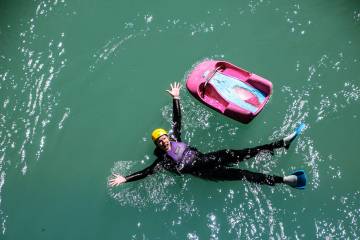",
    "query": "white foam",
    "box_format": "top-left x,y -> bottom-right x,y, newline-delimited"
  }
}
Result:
58,108 -> 70,129
144,14 -> 153,23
